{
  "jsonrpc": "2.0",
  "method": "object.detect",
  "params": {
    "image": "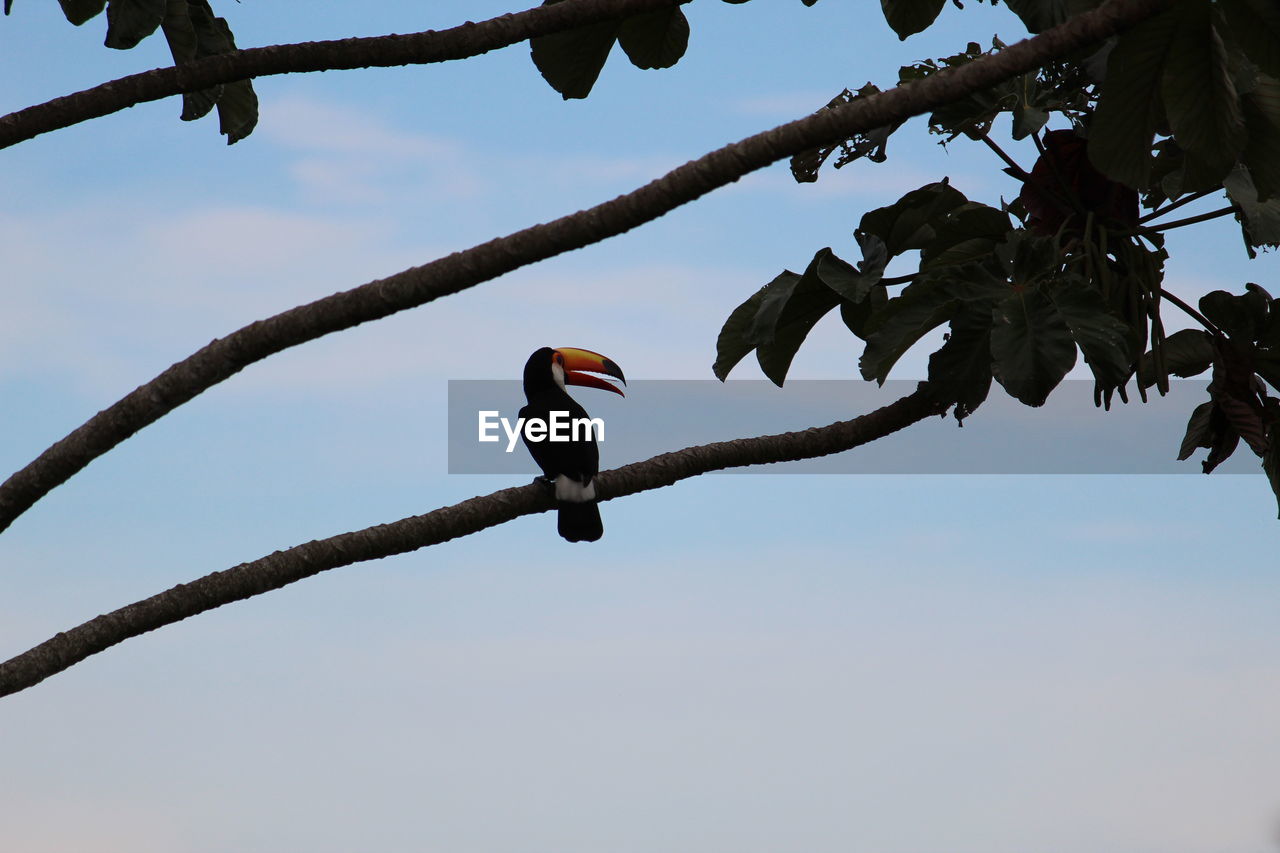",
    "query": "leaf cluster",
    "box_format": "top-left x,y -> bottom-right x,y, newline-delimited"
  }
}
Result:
7,0 -> 257,143
530,0 -> 819,100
